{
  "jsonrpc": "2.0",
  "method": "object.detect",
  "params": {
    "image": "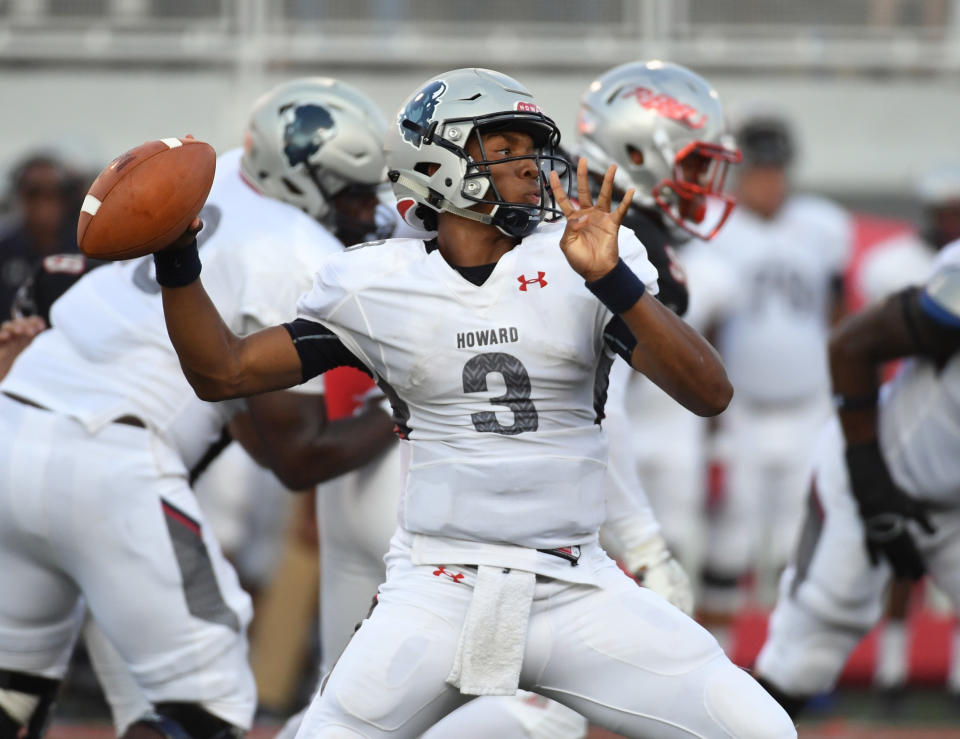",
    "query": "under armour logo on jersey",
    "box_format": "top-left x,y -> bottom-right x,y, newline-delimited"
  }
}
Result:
432,566 -> 465,584
518,272 -> 547,291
